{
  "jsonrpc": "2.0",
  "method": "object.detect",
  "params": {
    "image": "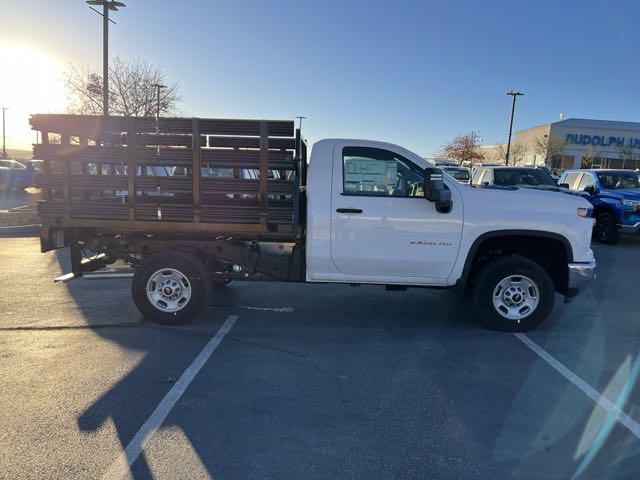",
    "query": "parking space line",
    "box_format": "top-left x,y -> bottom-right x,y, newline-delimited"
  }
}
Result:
514,333 -> 640,439
102,315 -> 238,480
